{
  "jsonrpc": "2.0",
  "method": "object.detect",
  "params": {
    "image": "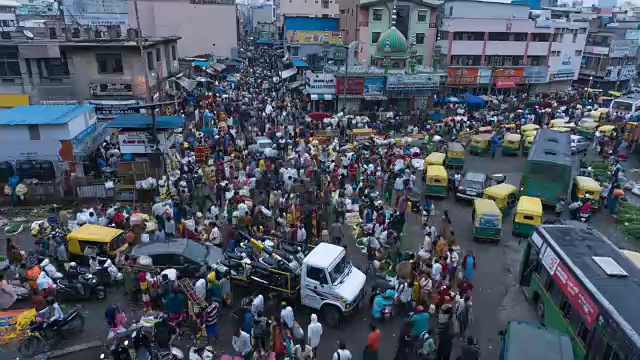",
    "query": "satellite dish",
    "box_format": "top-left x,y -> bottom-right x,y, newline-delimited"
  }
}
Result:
23,30 -> 34,39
